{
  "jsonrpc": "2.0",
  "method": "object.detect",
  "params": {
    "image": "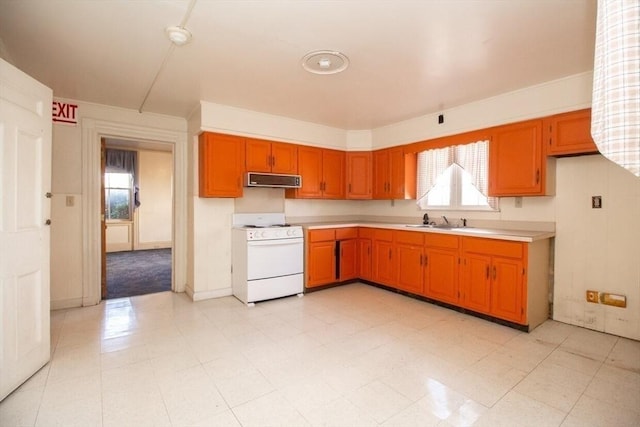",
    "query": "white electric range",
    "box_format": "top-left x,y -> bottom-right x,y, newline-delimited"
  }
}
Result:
231,213 -> 304,305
